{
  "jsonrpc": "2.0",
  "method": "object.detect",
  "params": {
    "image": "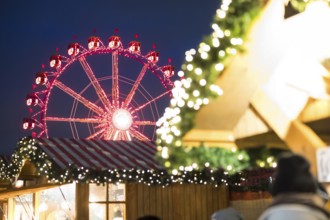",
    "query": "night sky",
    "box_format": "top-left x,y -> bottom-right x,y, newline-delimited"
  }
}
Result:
0,0 -> 220,155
